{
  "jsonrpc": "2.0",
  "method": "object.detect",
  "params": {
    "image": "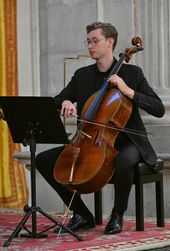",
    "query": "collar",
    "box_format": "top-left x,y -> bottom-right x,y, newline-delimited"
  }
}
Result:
95,58 -> 117,76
